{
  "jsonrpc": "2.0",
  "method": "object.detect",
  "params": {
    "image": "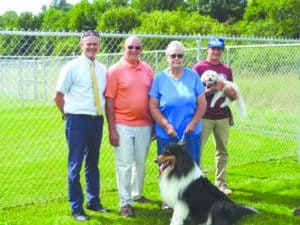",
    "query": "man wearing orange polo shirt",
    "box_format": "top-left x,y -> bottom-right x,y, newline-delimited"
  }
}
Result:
105,36 -> 154,217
